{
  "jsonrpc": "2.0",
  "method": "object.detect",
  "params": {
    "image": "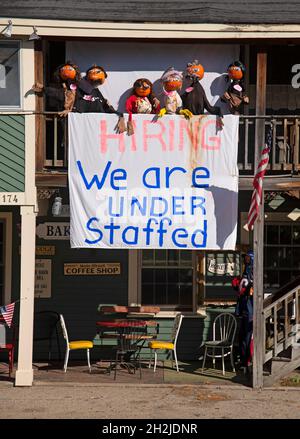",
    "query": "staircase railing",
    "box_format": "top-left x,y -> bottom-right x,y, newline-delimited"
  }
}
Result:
263,277 -> 300,364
